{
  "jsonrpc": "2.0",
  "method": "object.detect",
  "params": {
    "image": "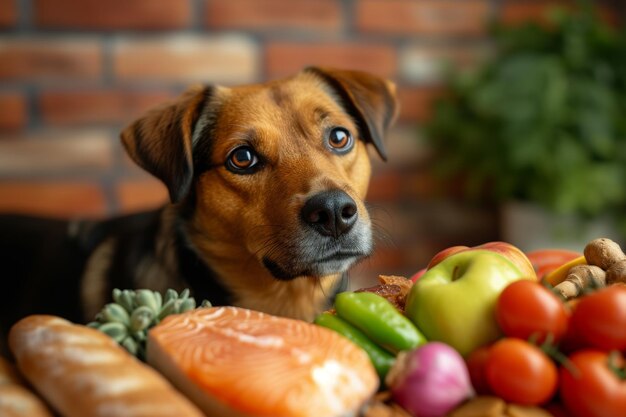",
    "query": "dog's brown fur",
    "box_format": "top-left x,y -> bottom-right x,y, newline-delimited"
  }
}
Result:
1,68 -> 398,334
120,68 -> 398,321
